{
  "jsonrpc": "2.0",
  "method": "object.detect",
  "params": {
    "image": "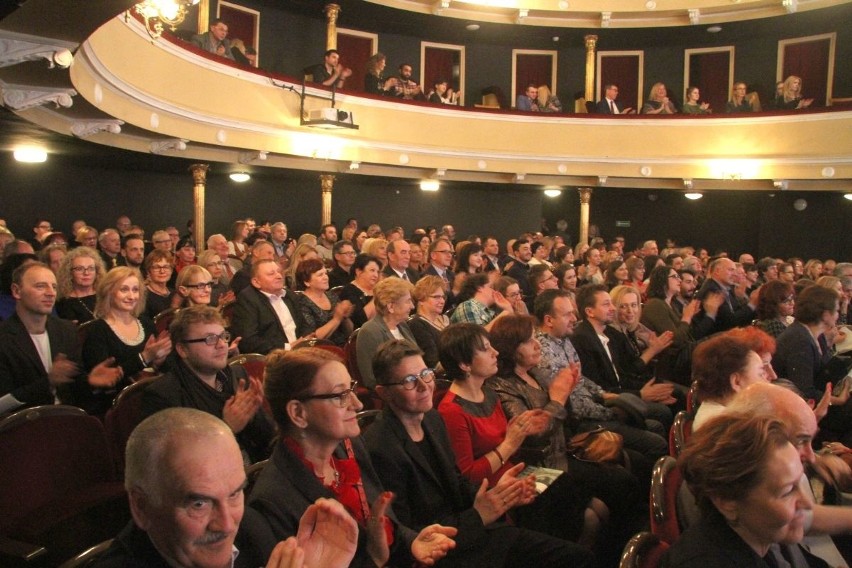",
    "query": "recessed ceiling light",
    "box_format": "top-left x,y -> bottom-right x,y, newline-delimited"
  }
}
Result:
844,193 -> 852,201
685,192 -> 703,200
707,25 -> 722,33
544,188 -> 562,198
645,1 -> 656,10
420,180 -> 440,191
229,172 -> 250,182
465,23 -> 480,31
13,147 -> 47,163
